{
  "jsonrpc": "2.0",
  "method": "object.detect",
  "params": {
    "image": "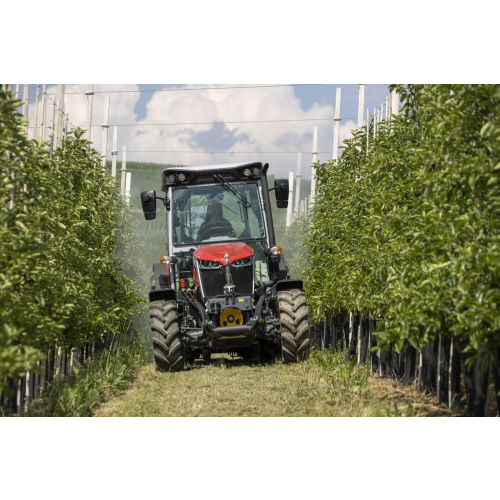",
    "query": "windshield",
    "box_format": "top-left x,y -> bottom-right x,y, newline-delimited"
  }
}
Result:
172,183 -> 266,245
